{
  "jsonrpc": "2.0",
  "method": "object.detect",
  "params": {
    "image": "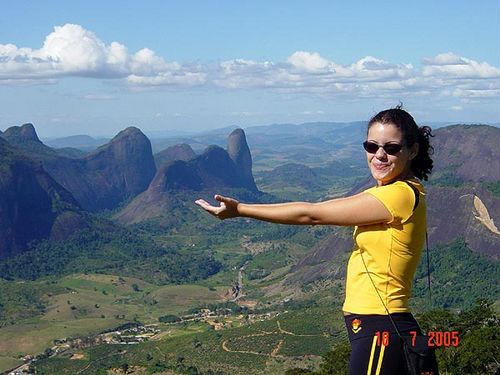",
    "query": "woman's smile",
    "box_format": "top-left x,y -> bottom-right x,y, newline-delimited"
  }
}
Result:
366,123 -> 414,186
